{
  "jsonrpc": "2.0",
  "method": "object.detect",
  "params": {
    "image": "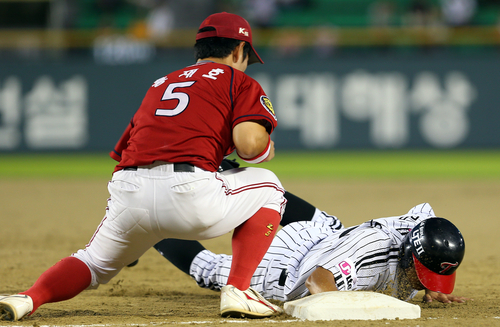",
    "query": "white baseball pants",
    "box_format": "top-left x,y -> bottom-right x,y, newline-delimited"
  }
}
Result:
73,163 -> 286,288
